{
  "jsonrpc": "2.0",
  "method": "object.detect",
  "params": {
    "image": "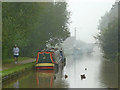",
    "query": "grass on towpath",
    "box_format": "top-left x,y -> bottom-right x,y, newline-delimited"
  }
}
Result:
2,57 -> 36,77
2,62 -> 35,77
